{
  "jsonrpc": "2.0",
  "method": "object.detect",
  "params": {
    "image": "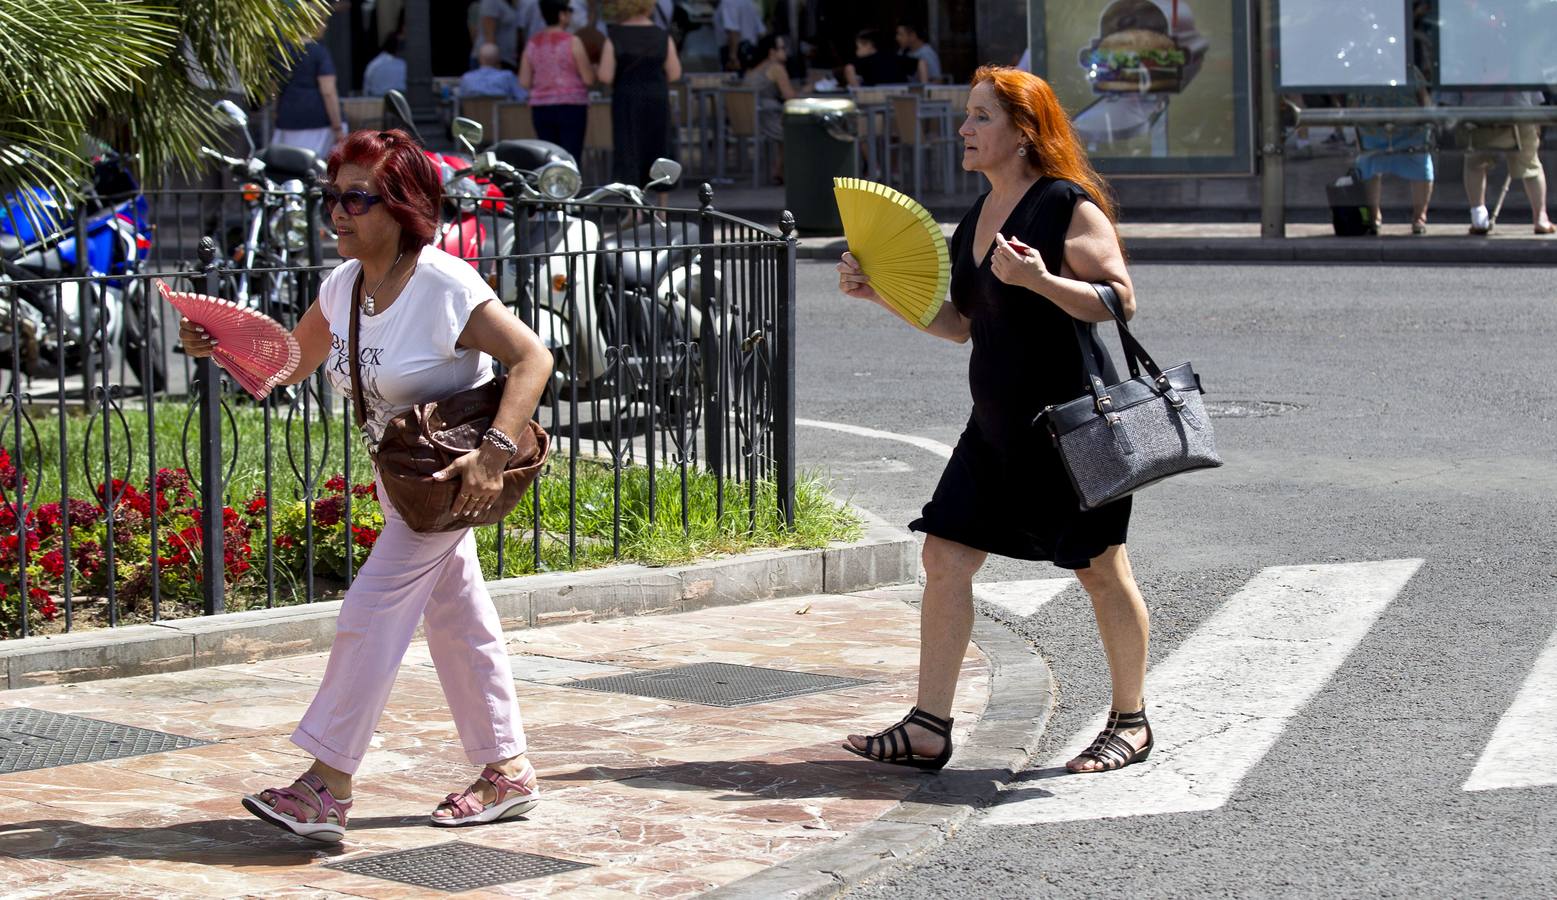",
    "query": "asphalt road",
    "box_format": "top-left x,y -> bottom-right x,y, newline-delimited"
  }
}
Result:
789,259 -> 1557,898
